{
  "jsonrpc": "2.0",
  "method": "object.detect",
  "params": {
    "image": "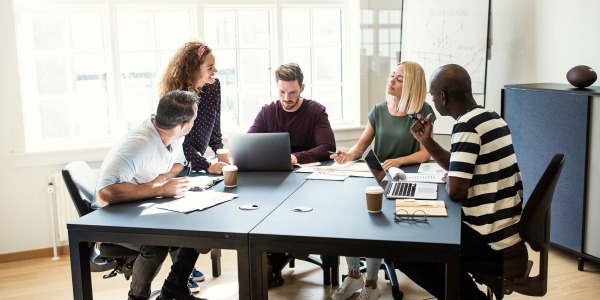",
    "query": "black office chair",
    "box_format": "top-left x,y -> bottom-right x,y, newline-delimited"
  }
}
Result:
62,161 -> 139,279
466,154 -> 566,299
63,161 -> 223,280
341,259 -> 403,300
268,252 -> 339,287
